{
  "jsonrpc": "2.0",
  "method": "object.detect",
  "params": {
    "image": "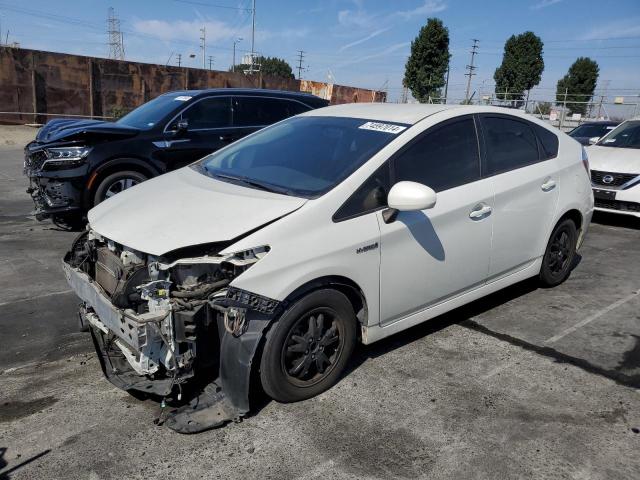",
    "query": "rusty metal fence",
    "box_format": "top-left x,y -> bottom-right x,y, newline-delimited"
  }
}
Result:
0,47 -> 385,125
